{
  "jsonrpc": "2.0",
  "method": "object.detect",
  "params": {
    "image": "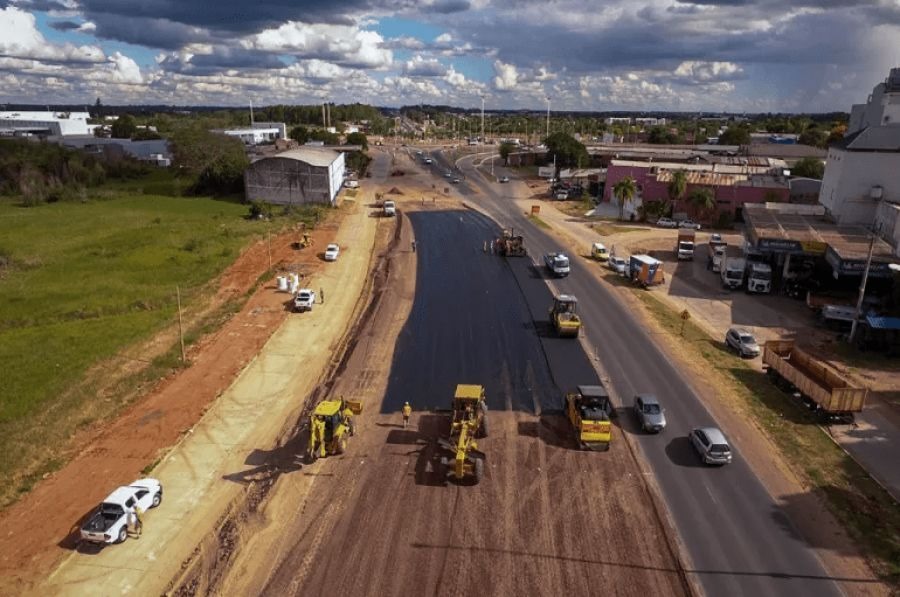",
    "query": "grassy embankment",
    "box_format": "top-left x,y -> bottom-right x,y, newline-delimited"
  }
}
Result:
632,289 -> 900,586
0,188 -> 322,506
